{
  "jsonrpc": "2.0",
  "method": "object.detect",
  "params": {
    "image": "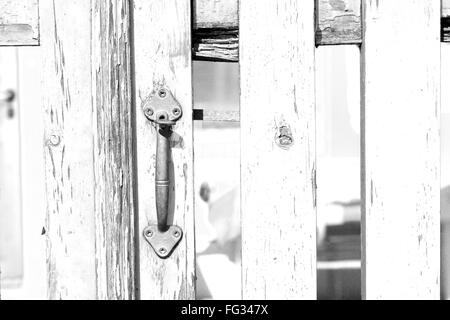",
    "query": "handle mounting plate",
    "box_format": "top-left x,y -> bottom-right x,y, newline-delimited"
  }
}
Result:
143,225 -> 183,259
142,87 -> 182,126
142,86 -> 184,259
